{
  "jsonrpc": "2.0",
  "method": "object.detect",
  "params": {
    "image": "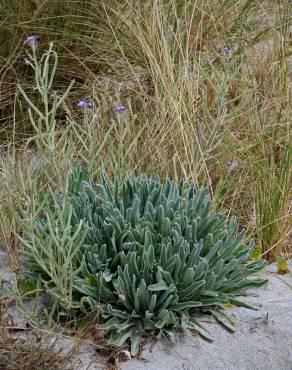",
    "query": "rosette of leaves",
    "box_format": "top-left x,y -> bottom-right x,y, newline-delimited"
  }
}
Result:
21,166 -> 267,354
